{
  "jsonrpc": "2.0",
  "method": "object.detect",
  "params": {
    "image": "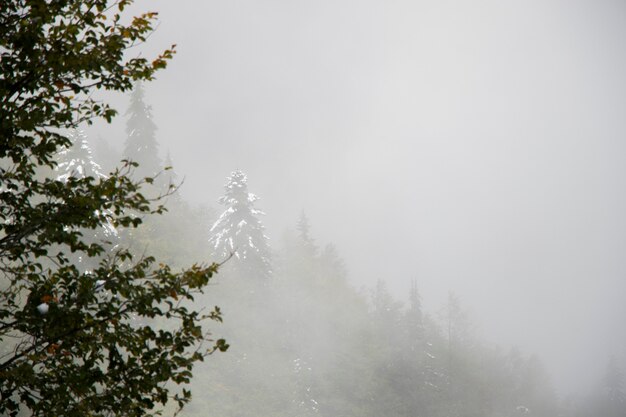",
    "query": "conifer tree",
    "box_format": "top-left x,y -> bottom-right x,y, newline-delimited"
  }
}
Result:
296,211 -> 317,258
318,243 -> 347,285
55,129 -> 118,243
404,279 -> 424,355
370,280 -> 402,345
408,279 -> 423,329
603,356 -> 625,416
123,83 -> 162,180
93,135 -> 121,175
209,170 -> 272,278
56,129 -> 106,182
442,291 -> 471,352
